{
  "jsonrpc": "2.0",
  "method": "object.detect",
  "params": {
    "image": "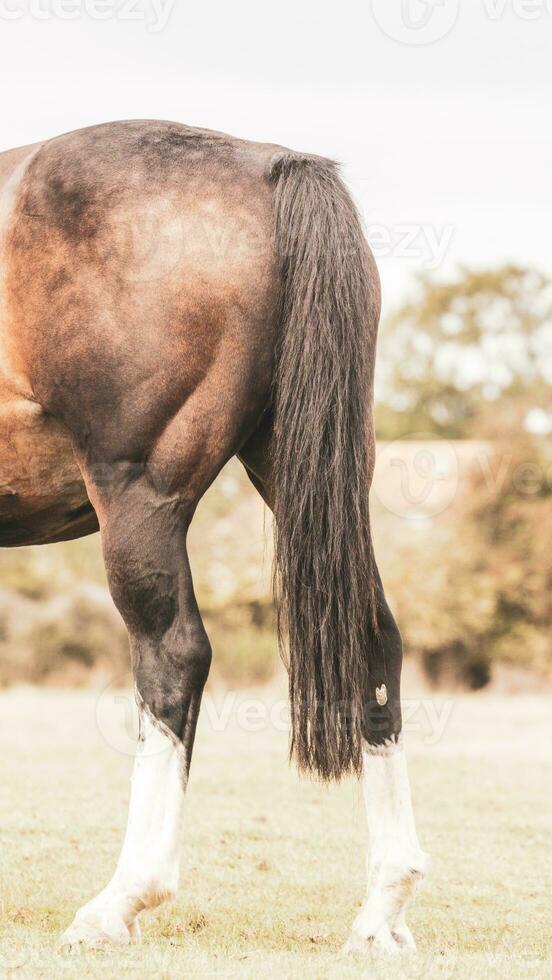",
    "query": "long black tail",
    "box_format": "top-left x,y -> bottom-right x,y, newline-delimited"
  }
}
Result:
269,153 -> 381,781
